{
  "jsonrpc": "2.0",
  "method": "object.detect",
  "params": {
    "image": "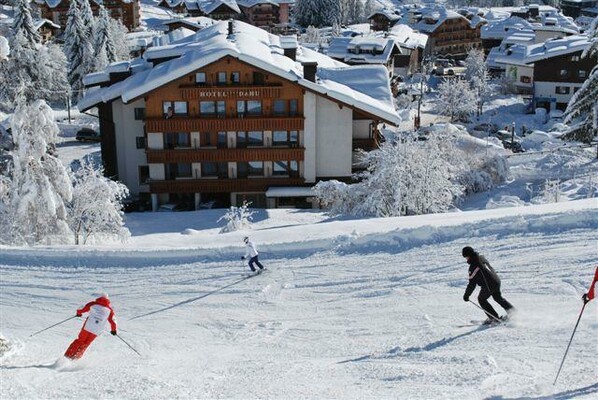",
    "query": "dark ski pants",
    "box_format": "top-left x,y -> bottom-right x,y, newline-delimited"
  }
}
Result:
478,289 -> 514,319
248,256 -> 264,272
